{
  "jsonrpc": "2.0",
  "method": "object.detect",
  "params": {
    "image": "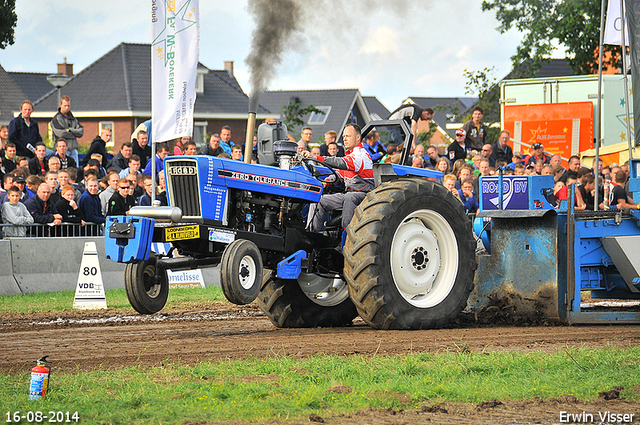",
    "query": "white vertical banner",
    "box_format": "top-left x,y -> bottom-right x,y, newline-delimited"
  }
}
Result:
604,0 -> 630,46
152,0 -> 199,144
